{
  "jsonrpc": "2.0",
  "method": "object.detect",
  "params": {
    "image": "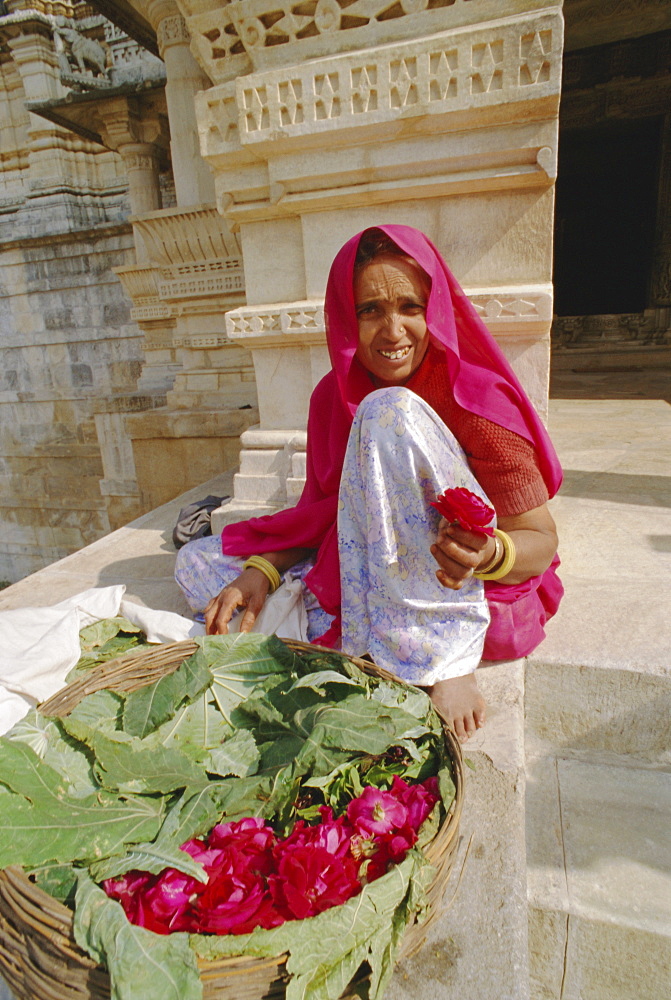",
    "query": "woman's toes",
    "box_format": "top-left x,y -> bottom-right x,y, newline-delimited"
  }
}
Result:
453,716 -> 468,742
